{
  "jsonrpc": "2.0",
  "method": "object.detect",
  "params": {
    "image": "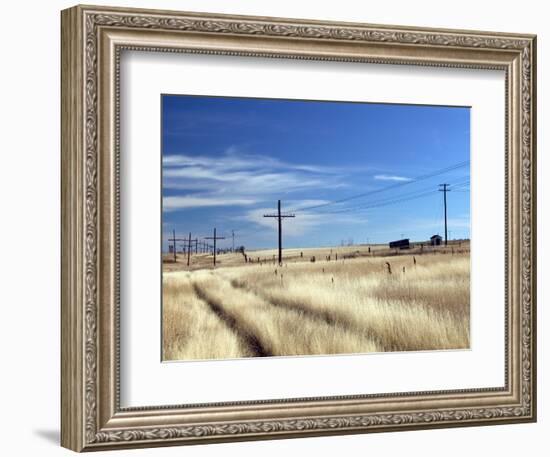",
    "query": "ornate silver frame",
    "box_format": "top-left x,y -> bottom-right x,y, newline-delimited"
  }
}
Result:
61,4 -> 537,452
